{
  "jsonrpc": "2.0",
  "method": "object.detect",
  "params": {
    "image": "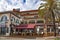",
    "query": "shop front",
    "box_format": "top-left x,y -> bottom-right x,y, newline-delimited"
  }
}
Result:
35,24 -> 44,37
47,25 -> 54,36
15,24 -> 35,36
56,26 -> 60,36
0,22 -> 10,36
0,23 -> 6,36
0,27 -> 6,35
47,23 -> 60,36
